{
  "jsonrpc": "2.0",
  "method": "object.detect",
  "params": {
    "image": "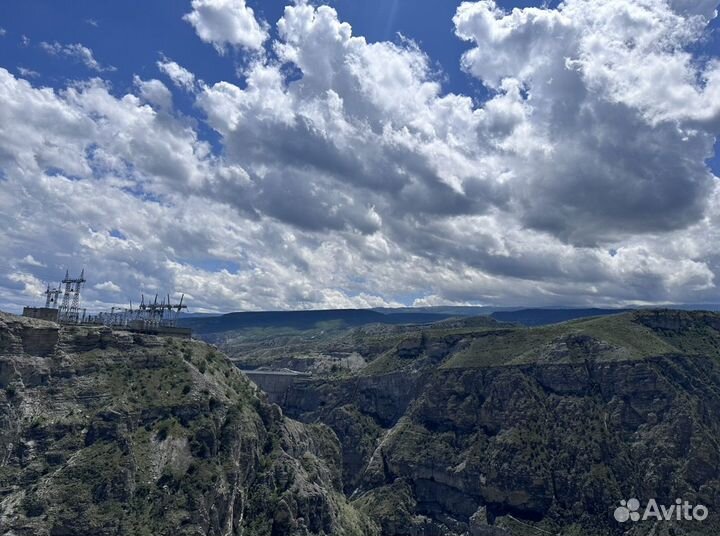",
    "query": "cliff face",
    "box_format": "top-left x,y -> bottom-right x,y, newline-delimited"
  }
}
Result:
8,309 -> 720,535
356,356 -> 720,535
251,311 -> 720,535
0,313 -> 376,536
